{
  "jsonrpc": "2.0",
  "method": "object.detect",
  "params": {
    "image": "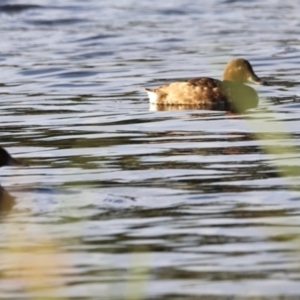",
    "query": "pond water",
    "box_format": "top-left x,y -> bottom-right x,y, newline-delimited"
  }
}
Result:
0,0 -> 300,299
